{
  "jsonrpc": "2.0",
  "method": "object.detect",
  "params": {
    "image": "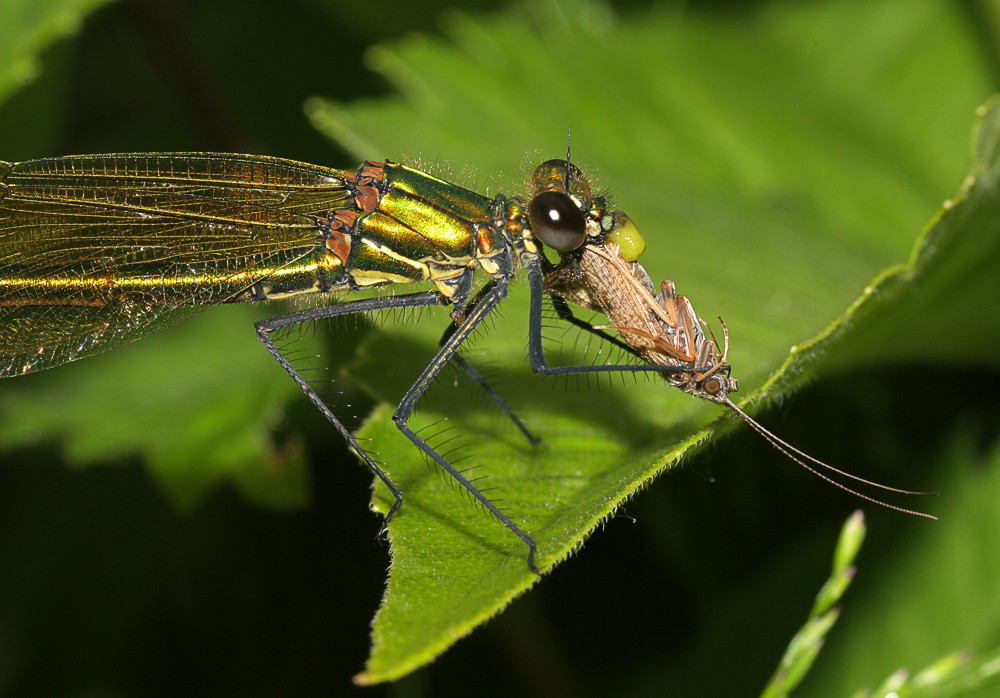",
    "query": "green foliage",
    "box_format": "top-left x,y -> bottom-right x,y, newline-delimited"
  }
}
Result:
0,0 -> 114,104
762,511 -> 864,698
1,0 -> 1000,694
310,0 -> 1000,682
767,510 -> 1000,698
